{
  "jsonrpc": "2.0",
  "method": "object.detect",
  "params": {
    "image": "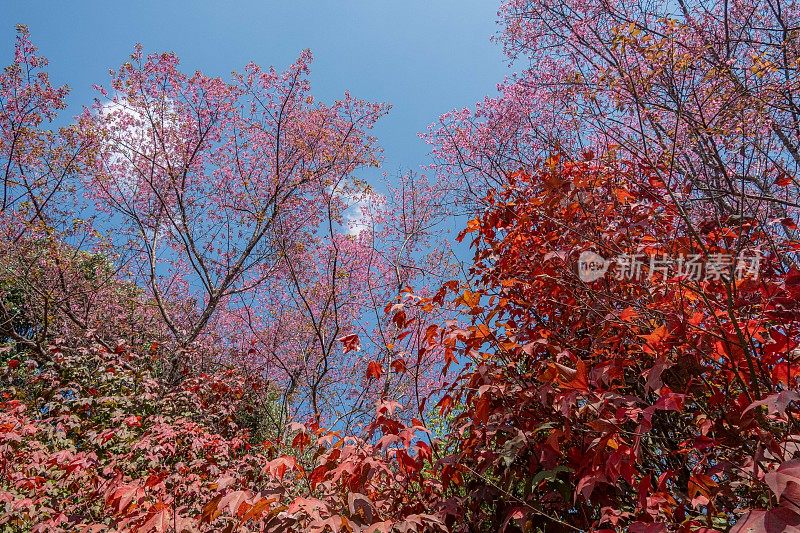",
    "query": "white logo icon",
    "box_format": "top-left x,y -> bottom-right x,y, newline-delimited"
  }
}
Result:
578,251 -> 610,282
